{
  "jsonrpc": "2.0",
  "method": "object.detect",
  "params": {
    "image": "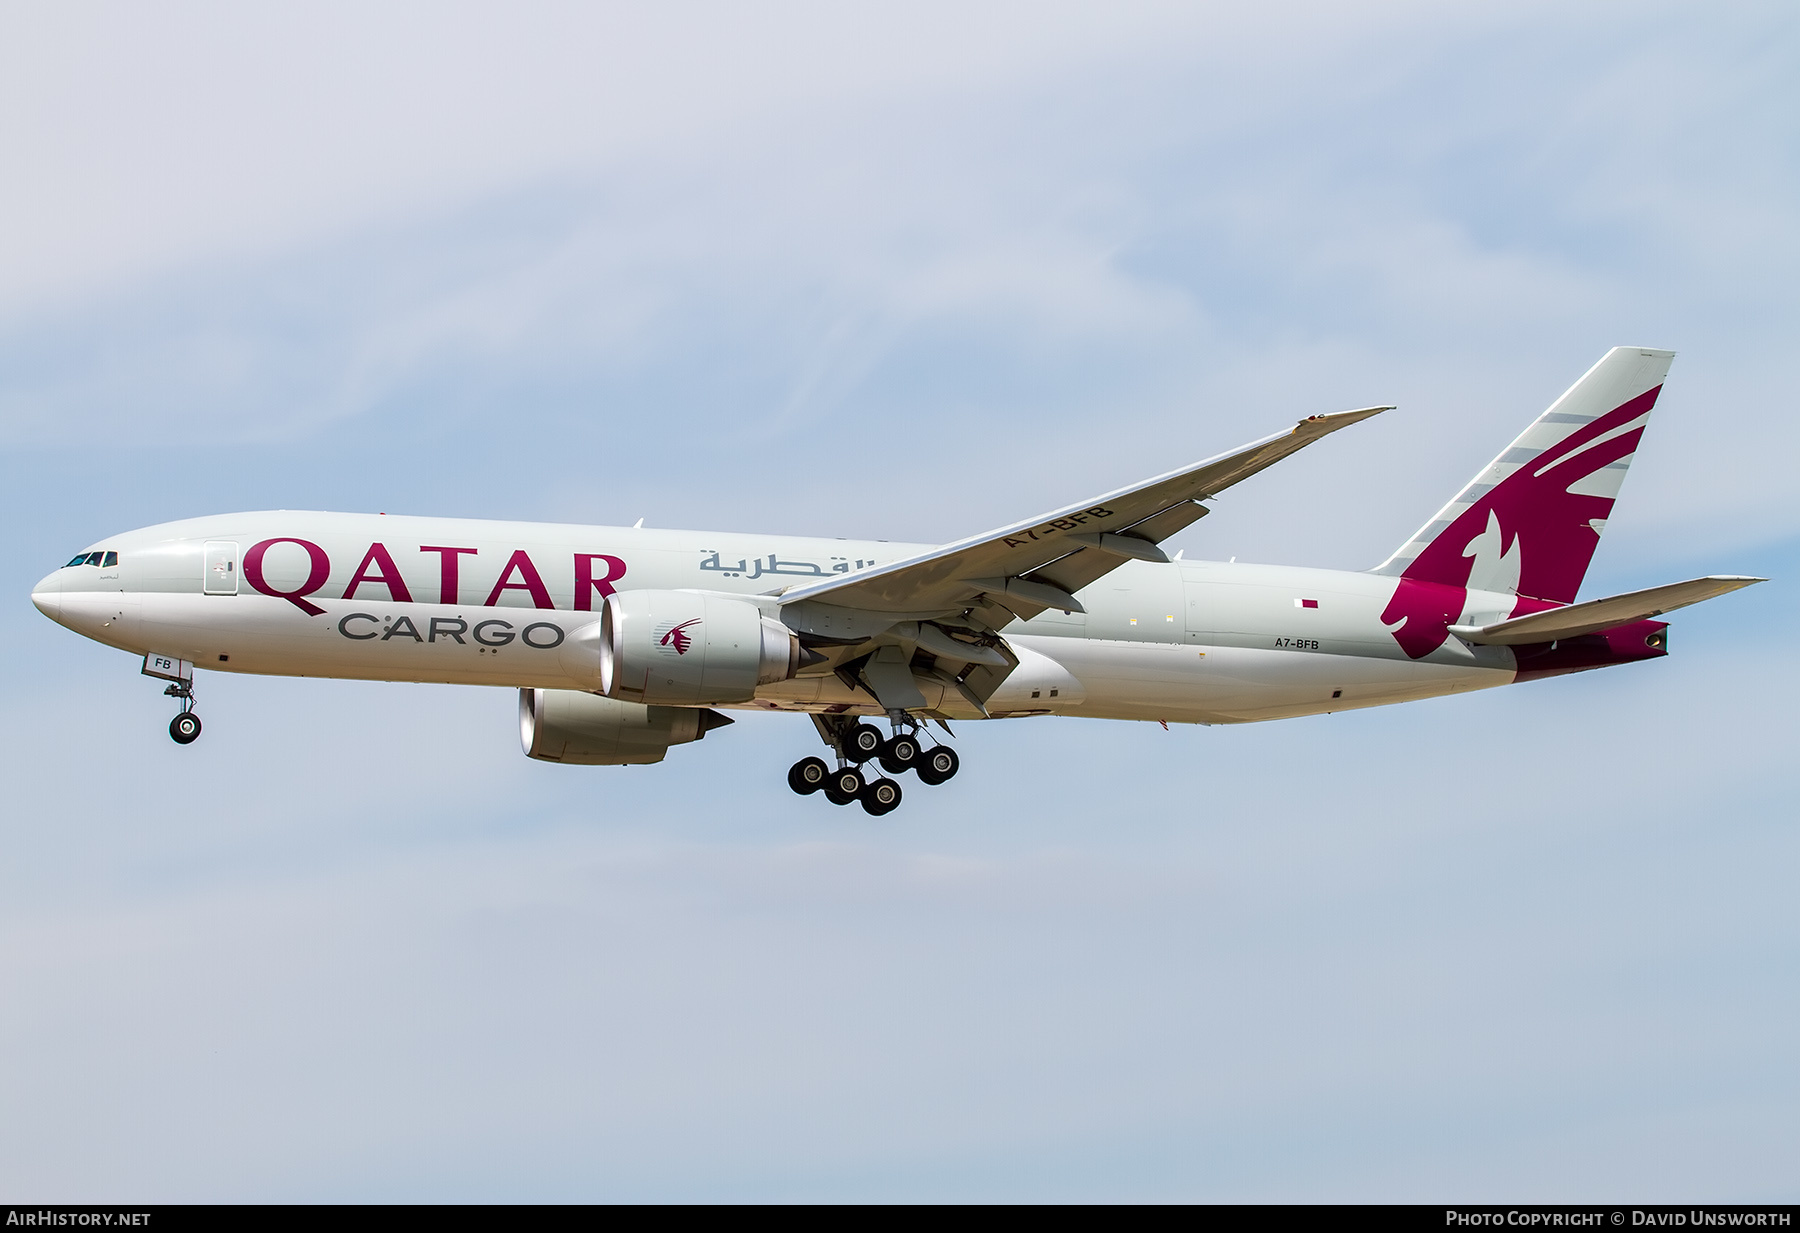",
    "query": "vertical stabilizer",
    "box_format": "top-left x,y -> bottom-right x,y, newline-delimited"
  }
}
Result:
1374,347 -> 1673,657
